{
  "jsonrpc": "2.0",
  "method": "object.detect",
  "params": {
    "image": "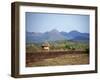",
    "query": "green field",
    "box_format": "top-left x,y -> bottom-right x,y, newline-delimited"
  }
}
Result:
26,40 -> 89,53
